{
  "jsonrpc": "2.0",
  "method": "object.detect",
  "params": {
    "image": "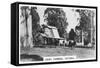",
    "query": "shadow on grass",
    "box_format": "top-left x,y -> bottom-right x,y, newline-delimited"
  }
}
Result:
20,54 -> 43,61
